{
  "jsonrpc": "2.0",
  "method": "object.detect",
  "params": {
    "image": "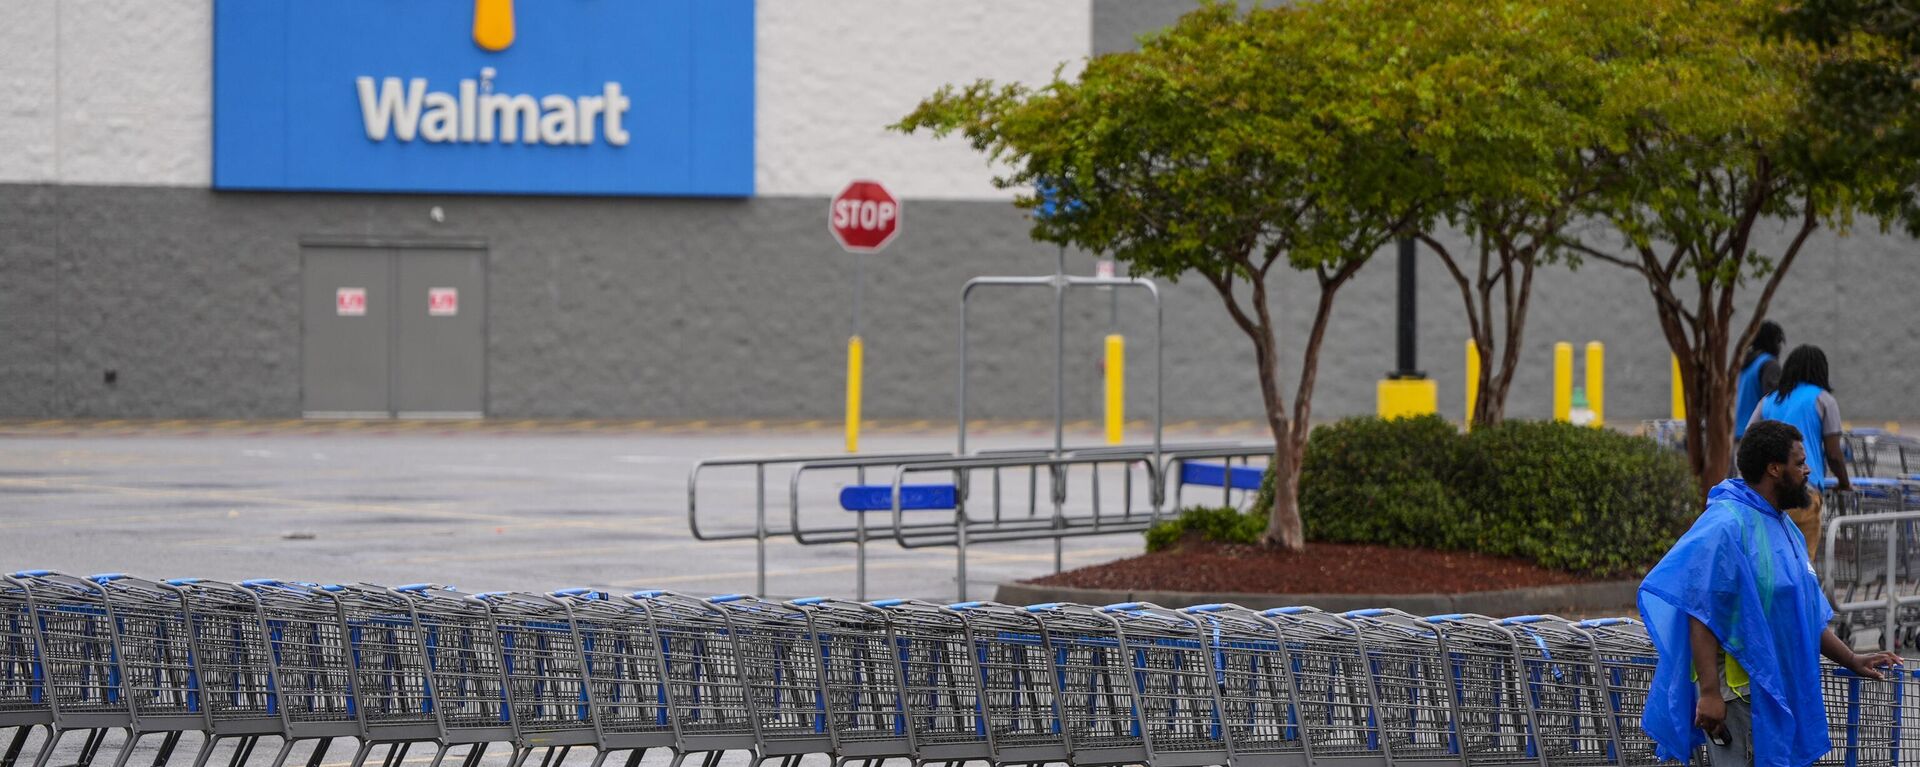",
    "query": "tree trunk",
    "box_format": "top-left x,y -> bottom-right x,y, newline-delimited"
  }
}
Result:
1253,328 -> 1304,551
